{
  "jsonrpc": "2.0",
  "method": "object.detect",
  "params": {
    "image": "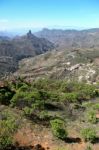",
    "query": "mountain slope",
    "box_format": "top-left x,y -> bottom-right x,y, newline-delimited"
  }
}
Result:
0,30 -> 54,59
35,28 -> 99,50
0,30 -> 54,77
14,49 -> 99,83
